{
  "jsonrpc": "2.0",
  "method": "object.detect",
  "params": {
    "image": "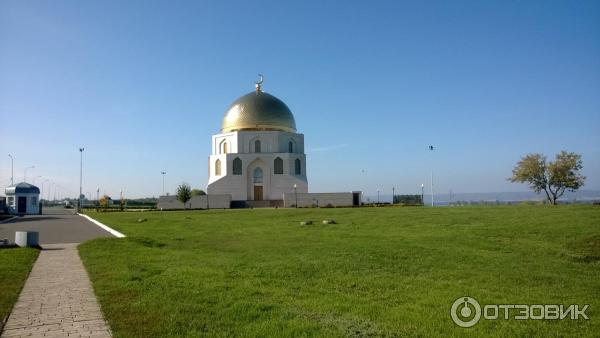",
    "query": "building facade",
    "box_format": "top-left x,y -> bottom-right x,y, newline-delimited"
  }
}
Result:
207,79 -> 308,202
